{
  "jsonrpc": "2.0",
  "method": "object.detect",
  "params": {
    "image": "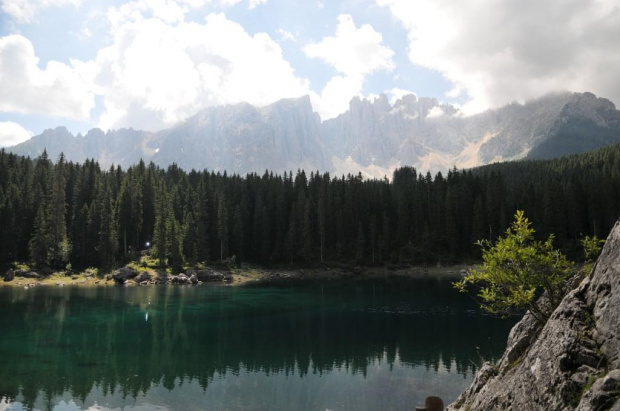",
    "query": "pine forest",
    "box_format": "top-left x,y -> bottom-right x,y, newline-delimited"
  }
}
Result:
1,142 -> 619,271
